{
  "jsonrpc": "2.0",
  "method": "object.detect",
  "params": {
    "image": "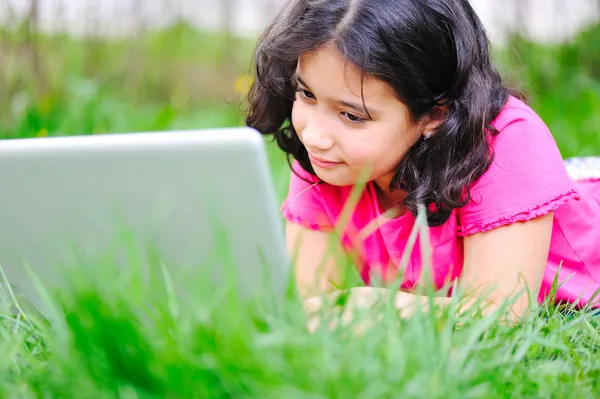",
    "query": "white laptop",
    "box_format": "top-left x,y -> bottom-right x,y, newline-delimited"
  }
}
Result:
0,127 -> 291,315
